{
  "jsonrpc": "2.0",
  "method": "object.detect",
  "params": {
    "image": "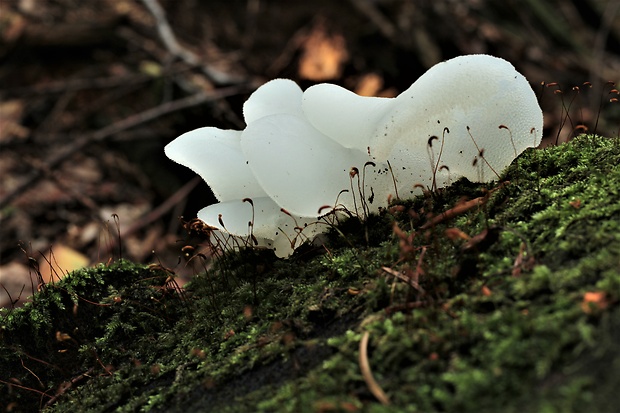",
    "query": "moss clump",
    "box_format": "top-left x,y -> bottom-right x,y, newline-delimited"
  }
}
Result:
1,261 -> 188,411
2,134 -> 619,412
